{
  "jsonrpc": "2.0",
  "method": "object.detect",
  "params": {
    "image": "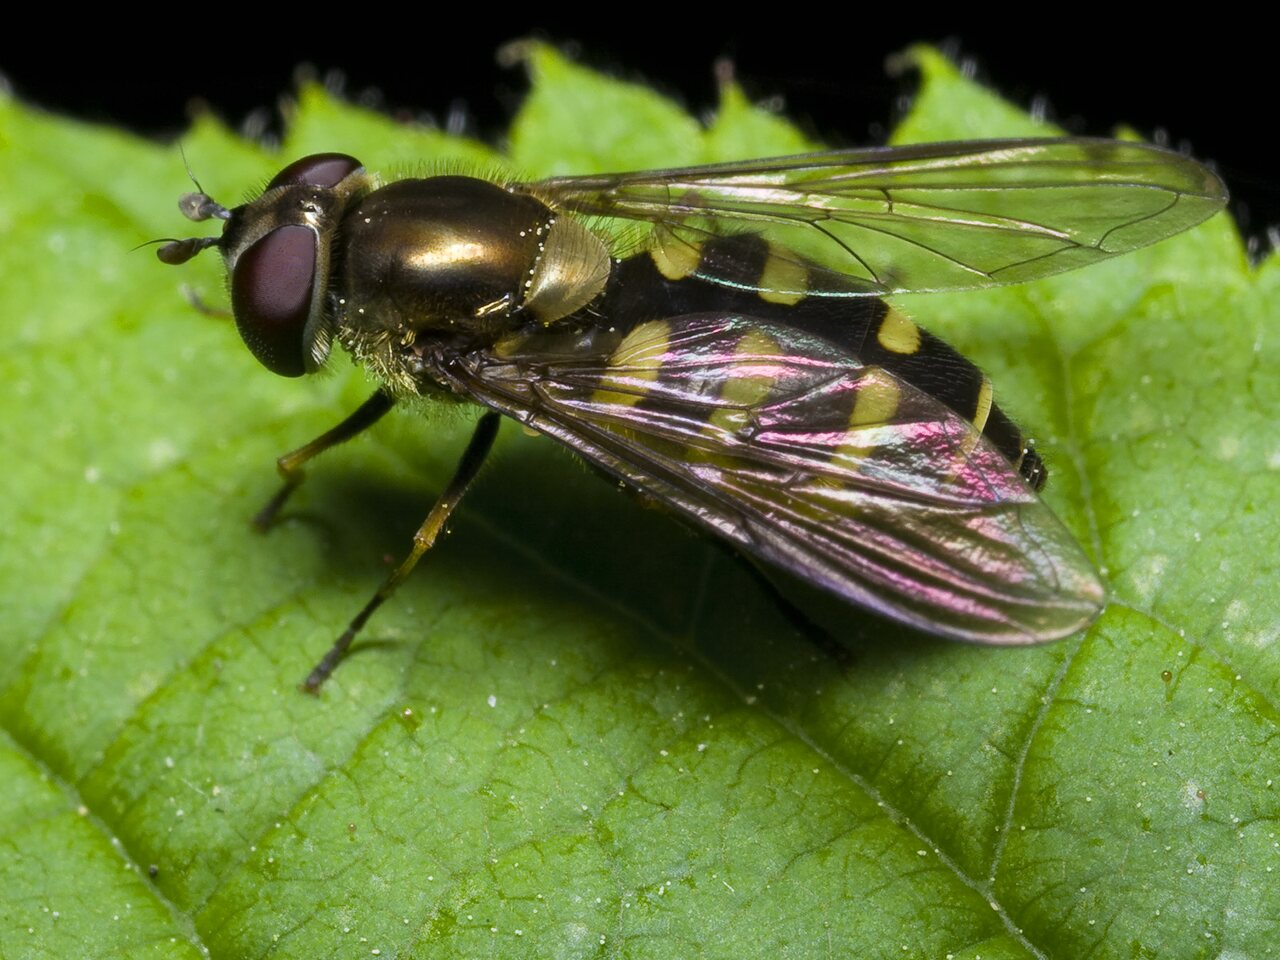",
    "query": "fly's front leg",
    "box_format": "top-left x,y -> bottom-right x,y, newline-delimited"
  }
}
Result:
254,388 -> 396,531
302,412 -> 502,693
